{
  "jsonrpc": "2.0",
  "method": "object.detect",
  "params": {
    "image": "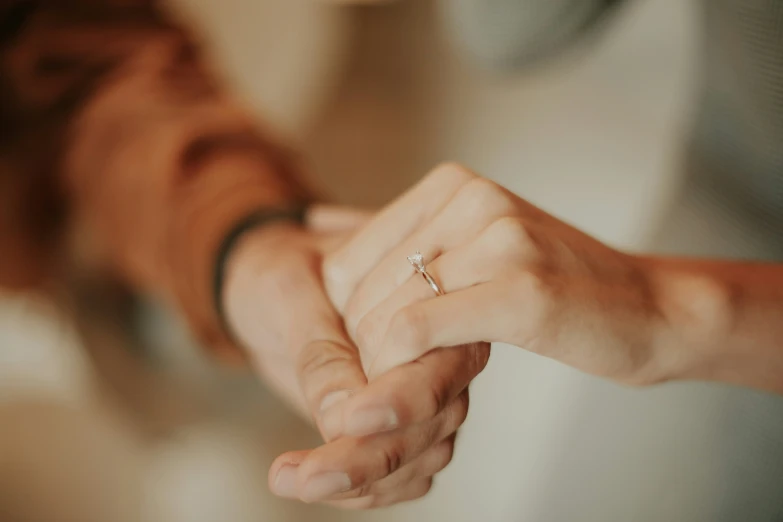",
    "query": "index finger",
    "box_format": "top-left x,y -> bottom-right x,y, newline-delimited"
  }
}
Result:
272,390 -> 469,503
